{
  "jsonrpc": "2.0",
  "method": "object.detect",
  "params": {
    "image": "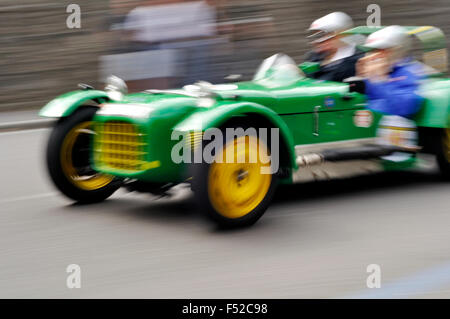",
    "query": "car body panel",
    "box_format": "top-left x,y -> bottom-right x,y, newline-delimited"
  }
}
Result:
91,96 -> 199,183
